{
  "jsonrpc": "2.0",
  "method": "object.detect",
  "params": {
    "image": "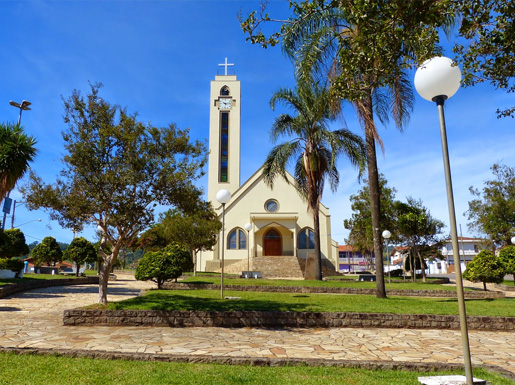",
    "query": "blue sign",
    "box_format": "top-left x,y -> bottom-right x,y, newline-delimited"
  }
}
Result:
2,198 -> 12,214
